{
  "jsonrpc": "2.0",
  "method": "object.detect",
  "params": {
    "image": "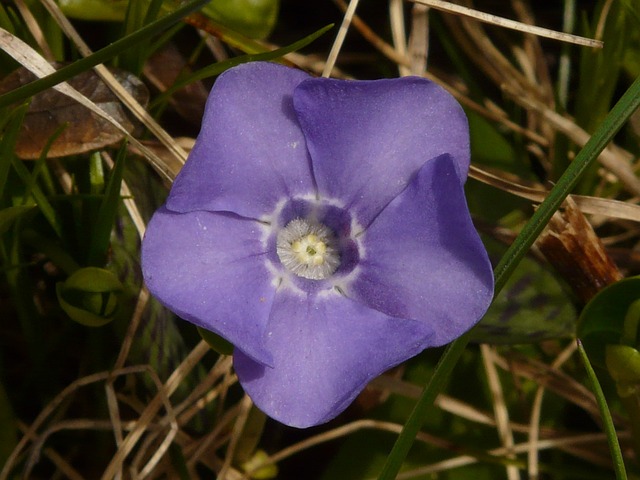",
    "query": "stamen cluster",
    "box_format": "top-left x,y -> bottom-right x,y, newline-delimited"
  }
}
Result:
276,218 -> 340,280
